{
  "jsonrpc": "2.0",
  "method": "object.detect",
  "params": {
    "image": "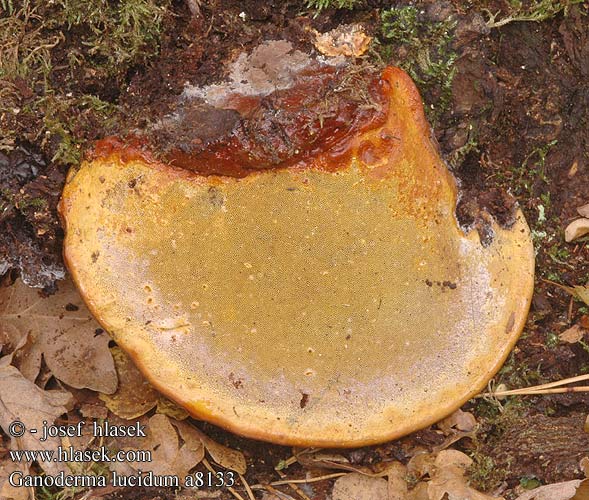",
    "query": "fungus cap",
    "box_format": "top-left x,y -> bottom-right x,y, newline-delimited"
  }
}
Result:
60,67 -> 534,447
